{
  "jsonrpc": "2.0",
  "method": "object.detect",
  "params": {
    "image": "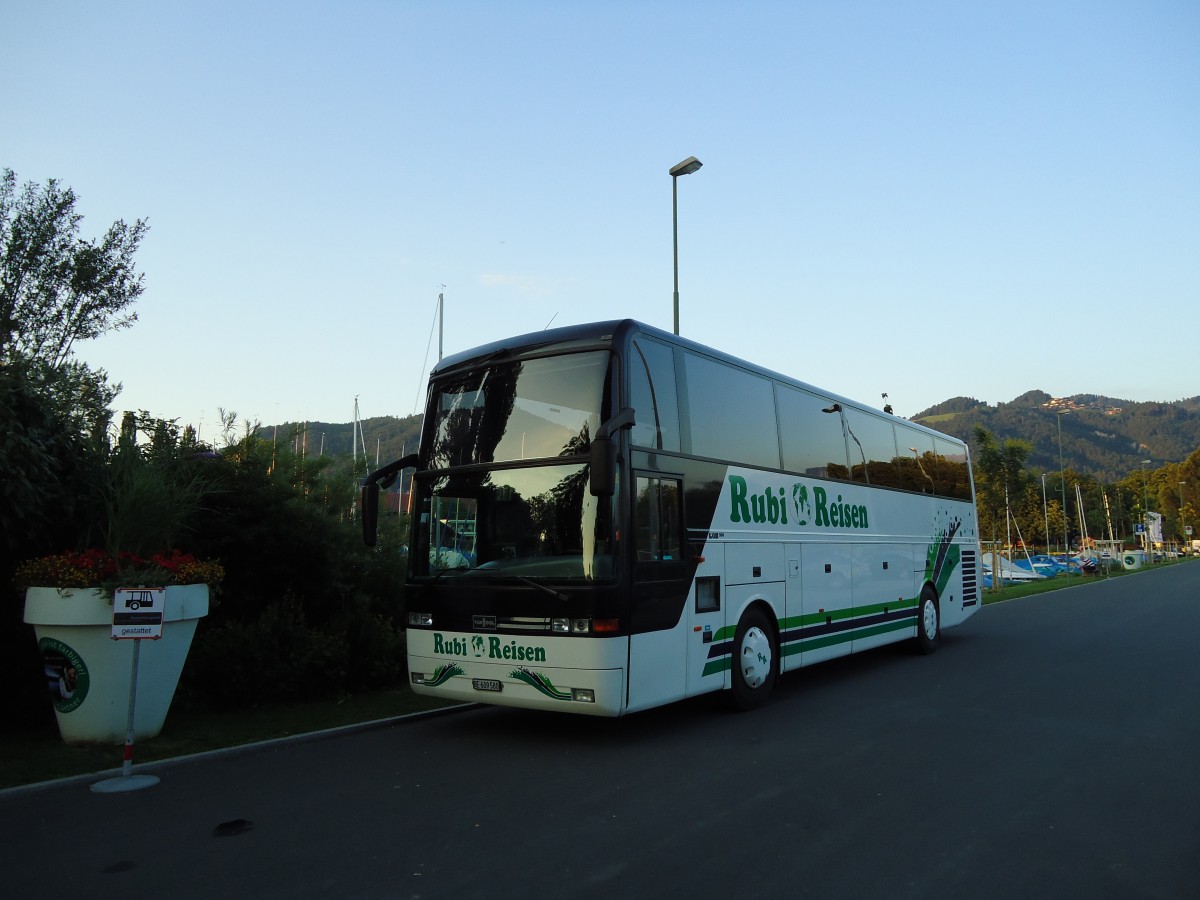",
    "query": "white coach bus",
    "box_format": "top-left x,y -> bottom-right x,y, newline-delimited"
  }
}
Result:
362,319 -> 981,715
